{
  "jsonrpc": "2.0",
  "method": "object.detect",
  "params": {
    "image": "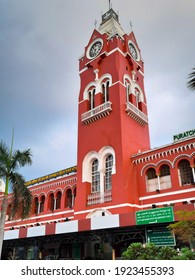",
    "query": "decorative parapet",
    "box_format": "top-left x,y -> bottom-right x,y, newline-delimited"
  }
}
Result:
81,101 -> 112,124
126,102 -> 148,126
87,189 -> 112,205
132,142 -> 195,165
